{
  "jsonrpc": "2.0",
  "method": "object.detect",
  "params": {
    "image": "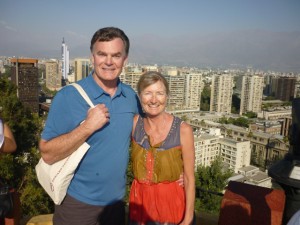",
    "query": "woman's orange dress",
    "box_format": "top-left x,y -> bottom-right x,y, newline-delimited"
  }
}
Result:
129,116 -> 185,225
